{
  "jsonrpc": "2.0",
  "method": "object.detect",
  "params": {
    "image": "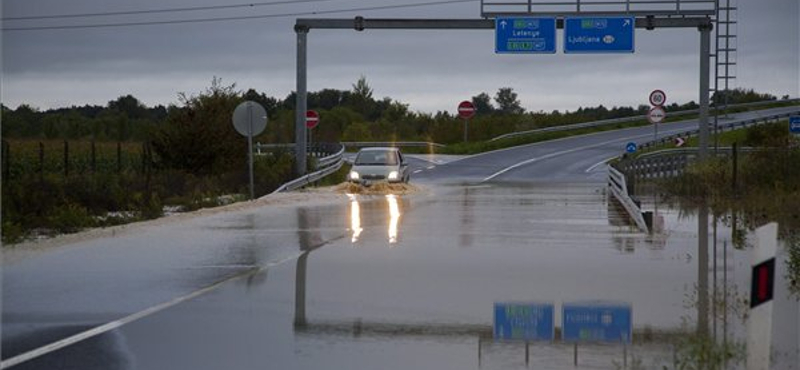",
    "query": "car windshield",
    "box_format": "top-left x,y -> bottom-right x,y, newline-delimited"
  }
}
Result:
354,150 -> 398,165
